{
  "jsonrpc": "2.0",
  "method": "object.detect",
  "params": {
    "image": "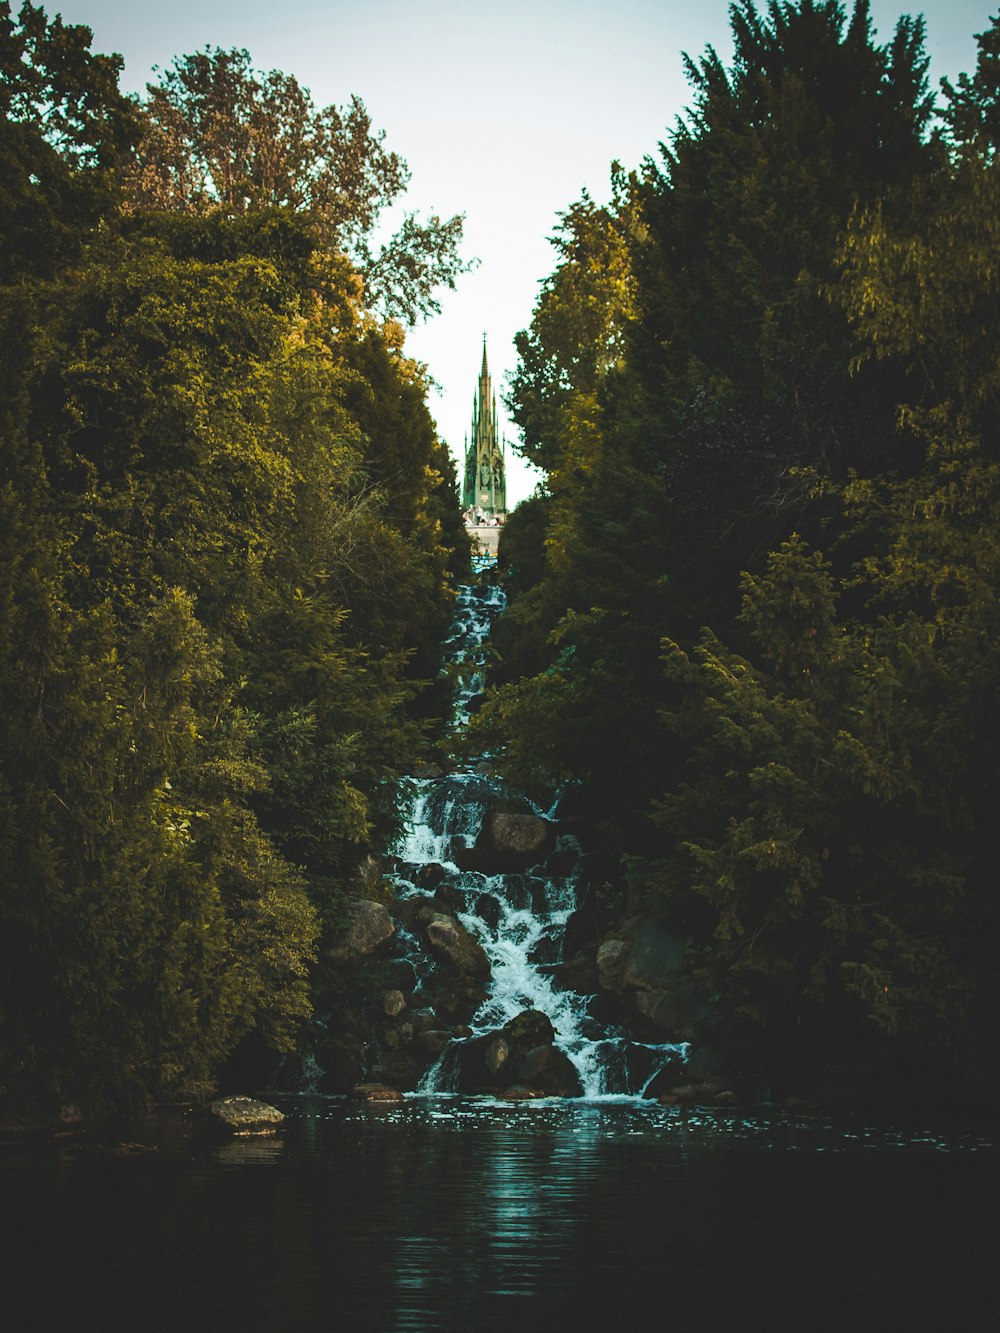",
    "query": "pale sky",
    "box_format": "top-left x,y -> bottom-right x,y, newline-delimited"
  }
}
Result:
52,0 -> 994,506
